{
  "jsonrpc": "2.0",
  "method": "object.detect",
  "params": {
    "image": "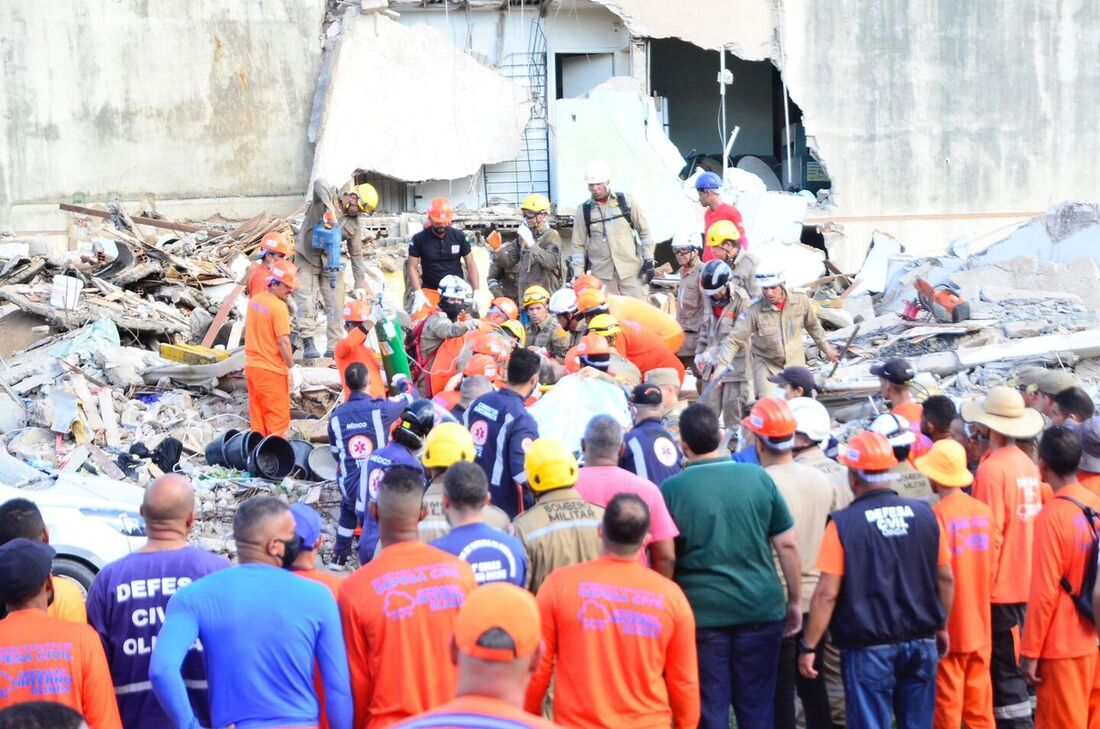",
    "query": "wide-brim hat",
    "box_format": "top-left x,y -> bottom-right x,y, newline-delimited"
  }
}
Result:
914,440 -> 973,488
960,386 -> 1043,439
